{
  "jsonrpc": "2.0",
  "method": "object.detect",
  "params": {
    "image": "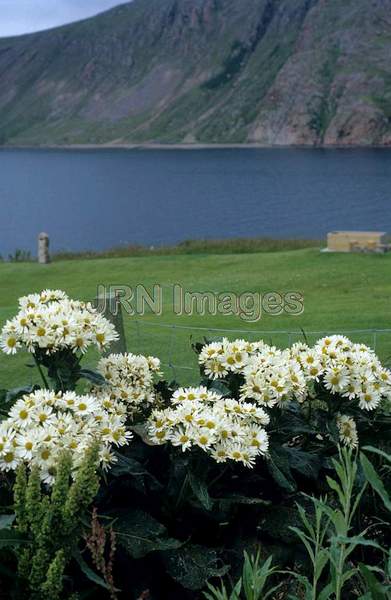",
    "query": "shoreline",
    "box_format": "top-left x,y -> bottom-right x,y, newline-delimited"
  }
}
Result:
1,142 -> 391,151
